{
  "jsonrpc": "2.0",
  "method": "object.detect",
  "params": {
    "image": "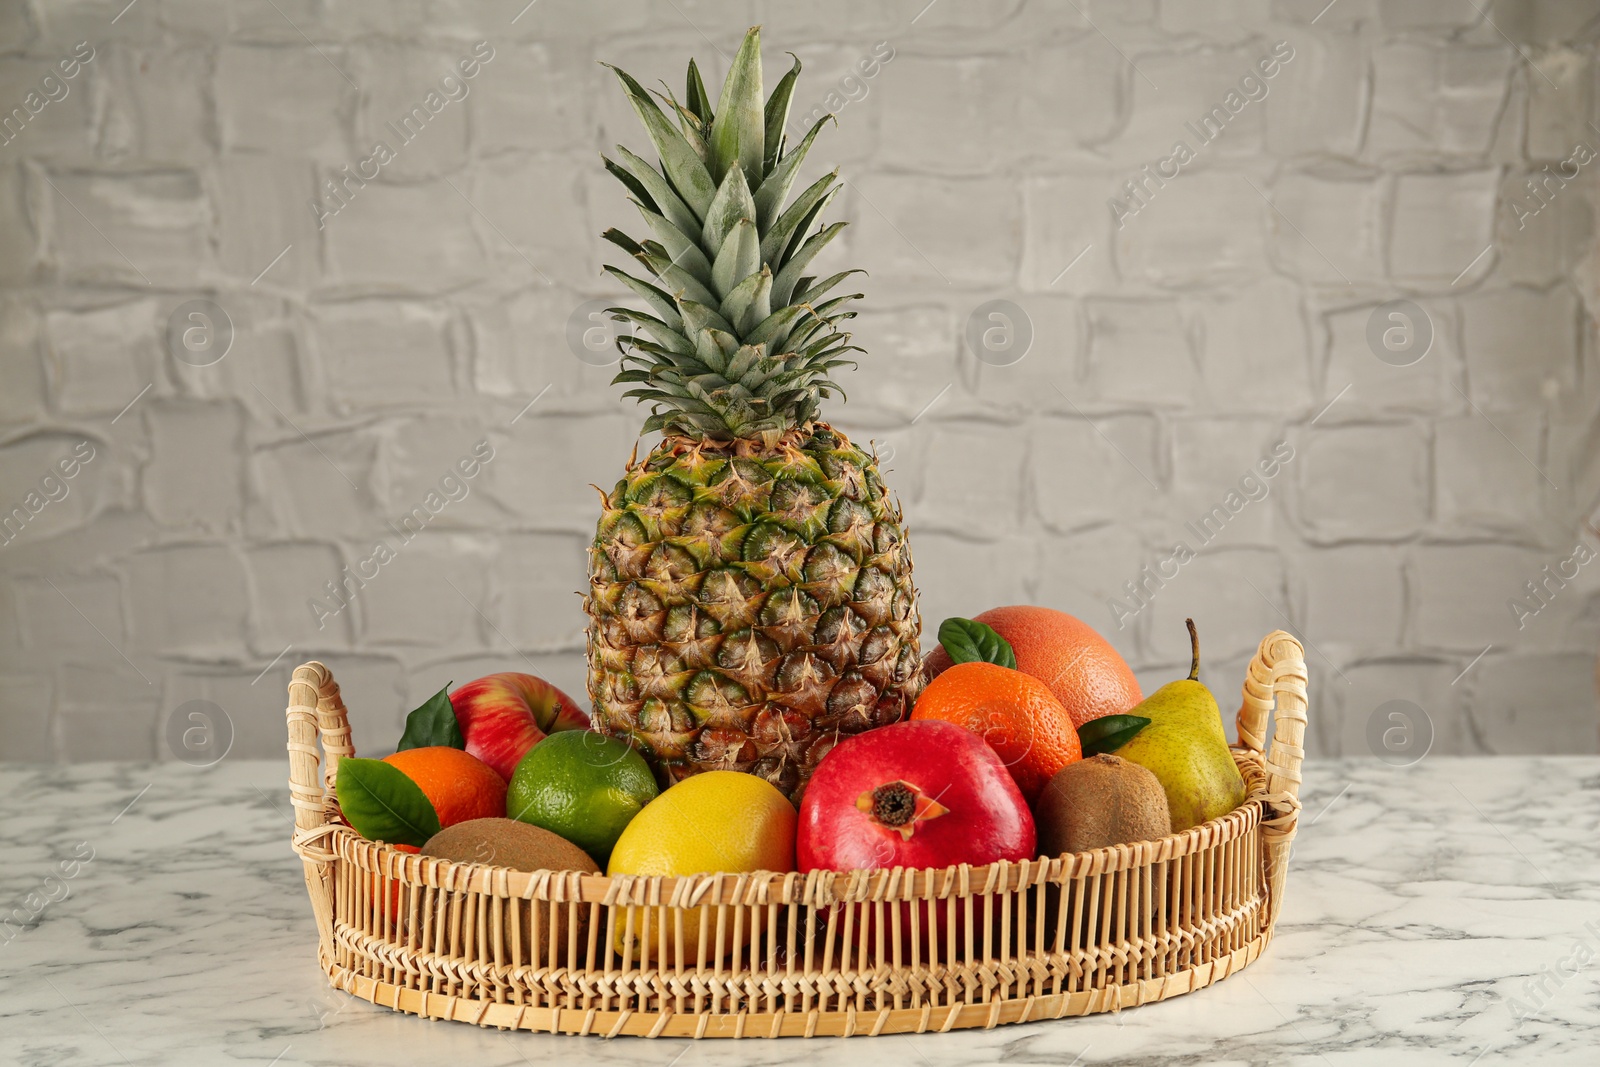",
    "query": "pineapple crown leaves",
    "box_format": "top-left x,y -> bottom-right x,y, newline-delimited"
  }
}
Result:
599,26 -> 861,444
